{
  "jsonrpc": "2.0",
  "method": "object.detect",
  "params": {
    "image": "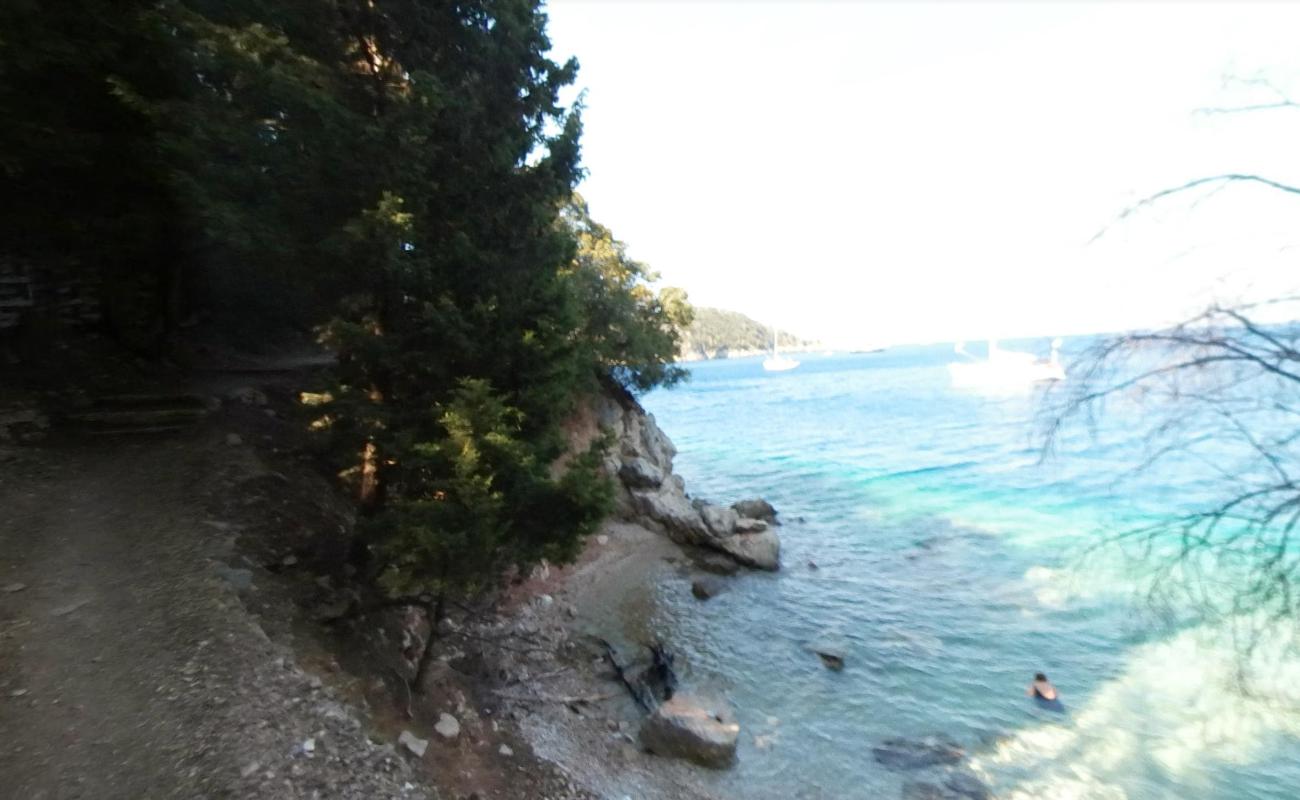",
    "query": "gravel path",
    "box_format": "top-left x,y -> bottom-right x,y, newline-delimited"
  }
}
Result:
0,437 -> 437,800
